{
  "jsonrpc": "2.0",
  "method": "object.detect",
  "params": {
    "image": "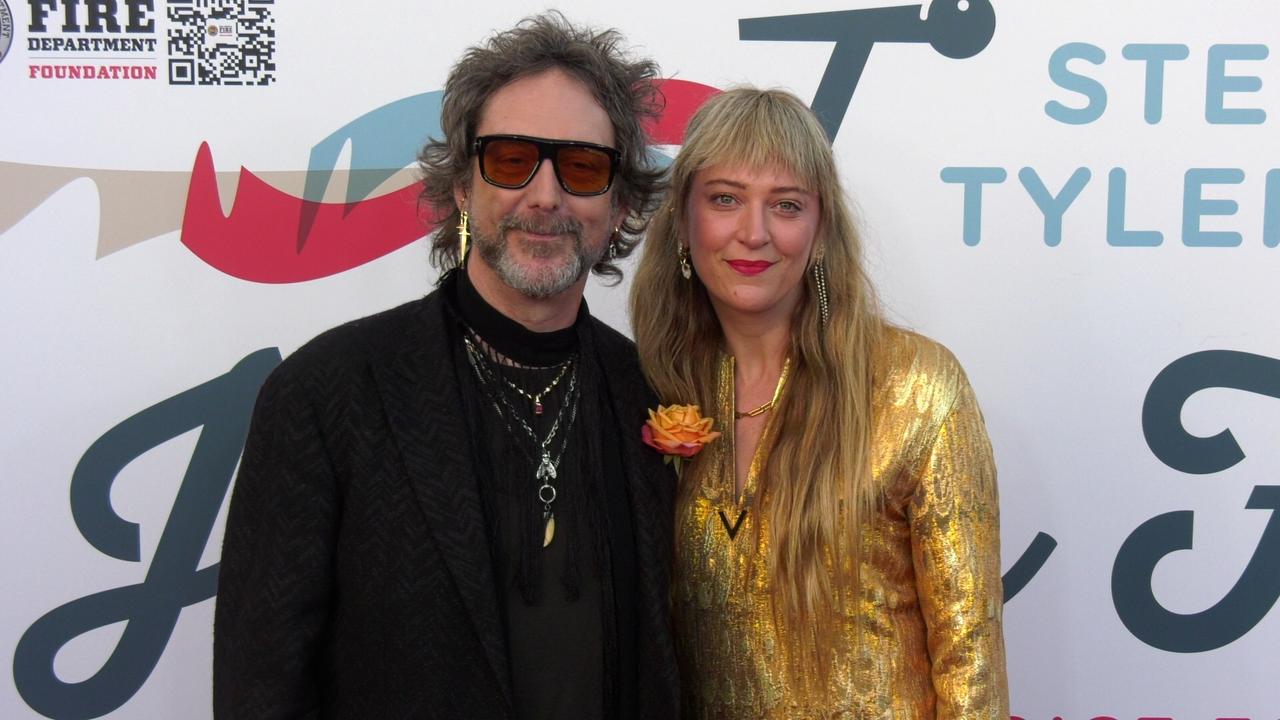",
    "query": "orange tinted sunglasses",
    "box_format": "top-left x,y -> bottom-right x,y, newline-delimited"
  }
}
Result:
473,134 -> 621,196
